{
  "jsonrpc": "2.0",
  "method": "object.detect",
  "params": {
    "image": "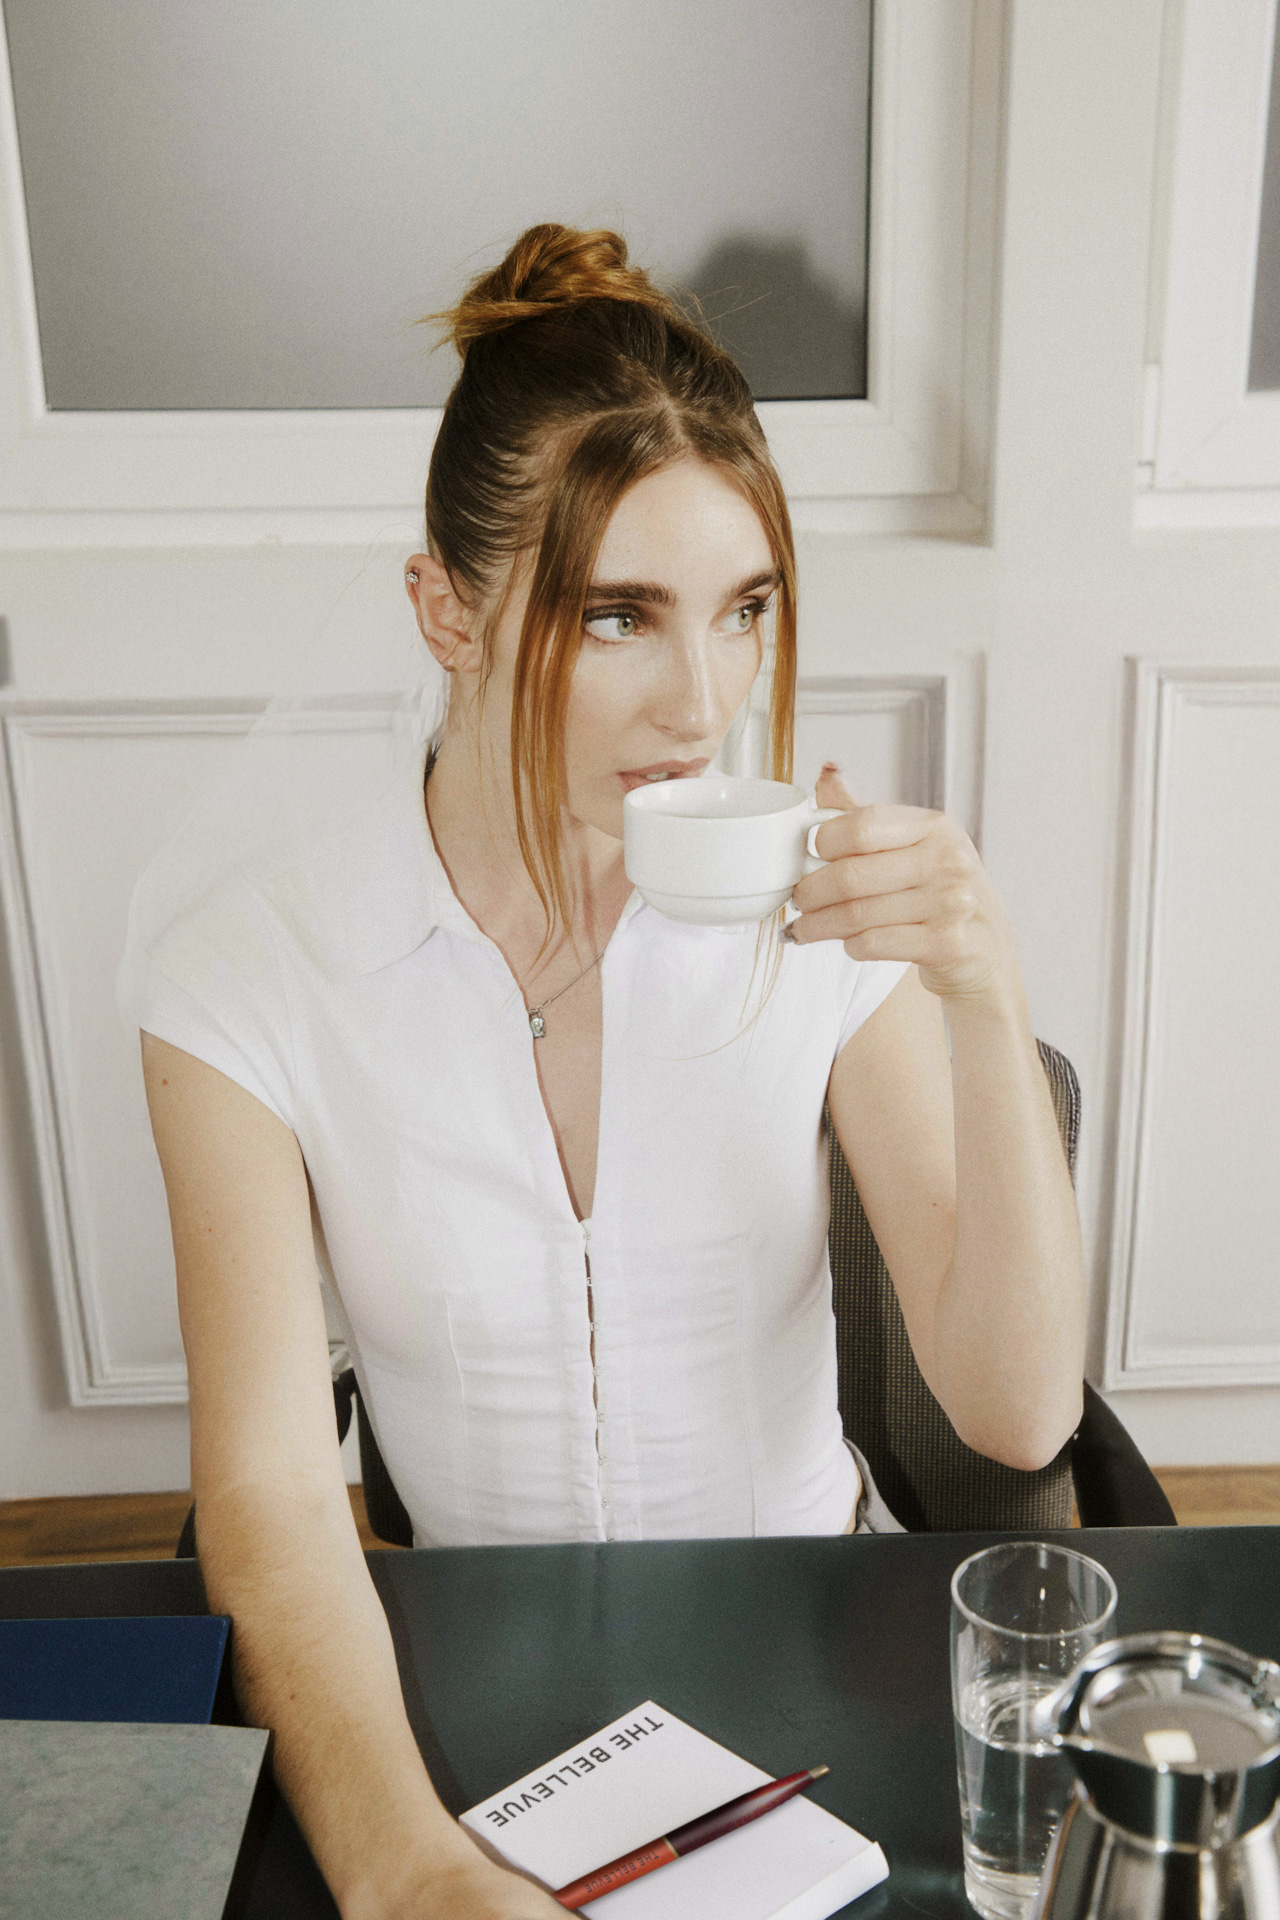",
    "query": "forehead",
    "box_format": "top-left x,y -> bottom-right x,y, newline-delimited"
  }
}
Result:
592,459 -> 775,584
